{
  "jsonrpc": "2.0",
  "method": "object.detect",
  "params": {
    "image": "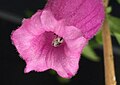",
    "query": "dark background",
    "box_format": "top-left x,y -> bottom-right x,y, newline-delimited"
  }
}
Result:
0,0 -> 120,85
